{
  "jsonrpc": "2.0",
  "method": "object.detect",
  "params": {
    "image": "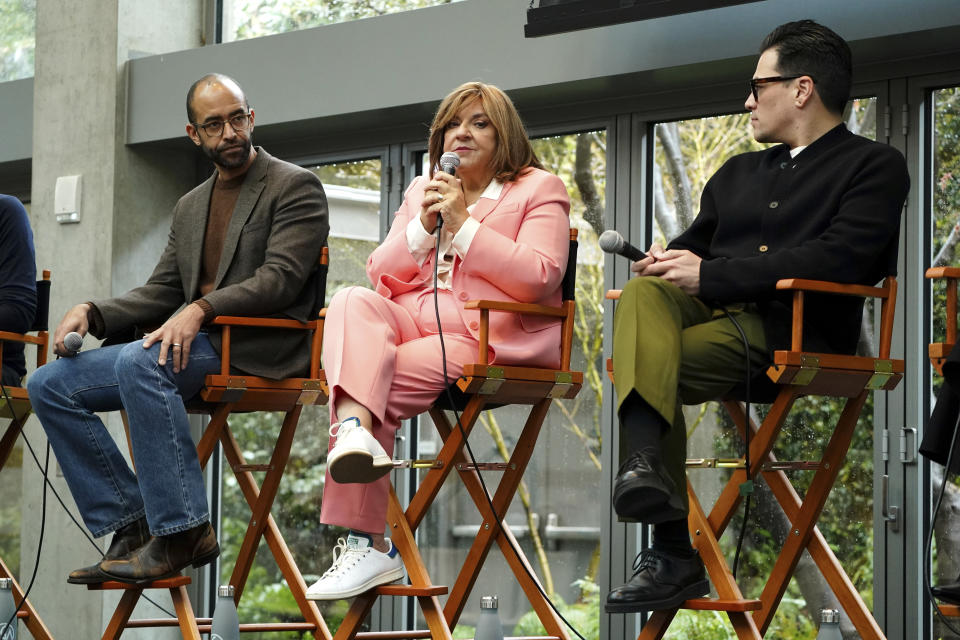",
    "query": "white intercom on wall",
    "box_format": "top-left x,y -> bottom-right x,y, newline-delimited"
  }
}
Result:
55,174 -> 82,224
